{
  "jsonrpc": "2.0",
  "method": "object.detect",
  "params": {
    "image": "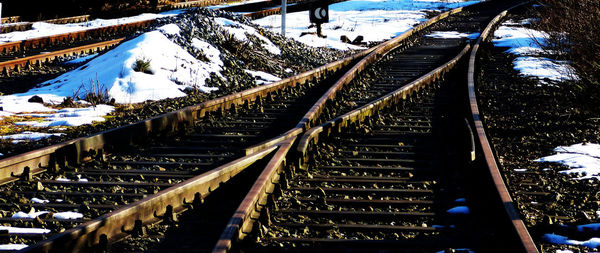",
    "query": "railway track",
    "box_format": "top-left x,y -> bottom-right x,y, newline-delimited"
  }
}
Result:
213,0 -> 540,252
0,3 -> 455,252
0,0 -> 543,252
